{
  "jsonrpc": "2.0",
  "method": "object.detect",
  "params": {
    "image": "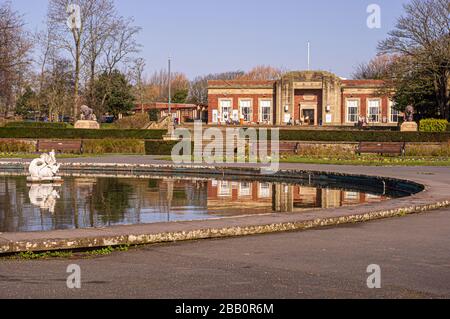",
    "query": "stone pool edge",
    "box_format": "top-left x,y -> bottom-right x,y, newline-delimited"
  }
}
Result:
0,161 -> 447,255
